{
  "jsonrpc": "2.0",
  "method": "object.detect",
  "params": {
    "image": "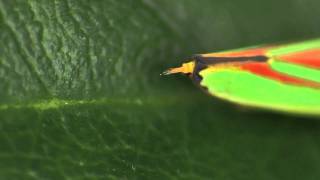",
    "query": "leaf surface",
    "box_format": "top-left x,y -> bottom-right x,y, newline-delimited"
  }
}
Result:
1,0 -> 320,179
